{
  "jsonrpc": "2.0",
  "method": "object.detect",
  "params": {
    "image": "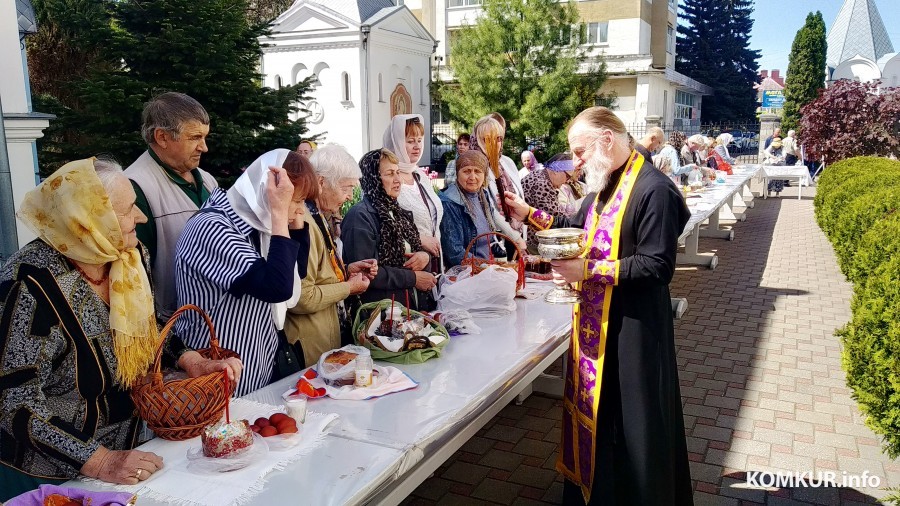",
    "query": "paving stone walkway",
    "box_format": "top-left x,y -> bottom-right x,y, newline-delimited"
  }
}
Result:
401,183 -> 897,505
